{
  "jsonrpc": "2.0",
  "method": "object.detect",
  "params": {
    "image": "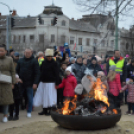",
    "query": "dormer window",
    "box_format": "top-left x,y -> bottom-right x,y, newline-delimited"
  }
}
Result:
62,20 -> 66,26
